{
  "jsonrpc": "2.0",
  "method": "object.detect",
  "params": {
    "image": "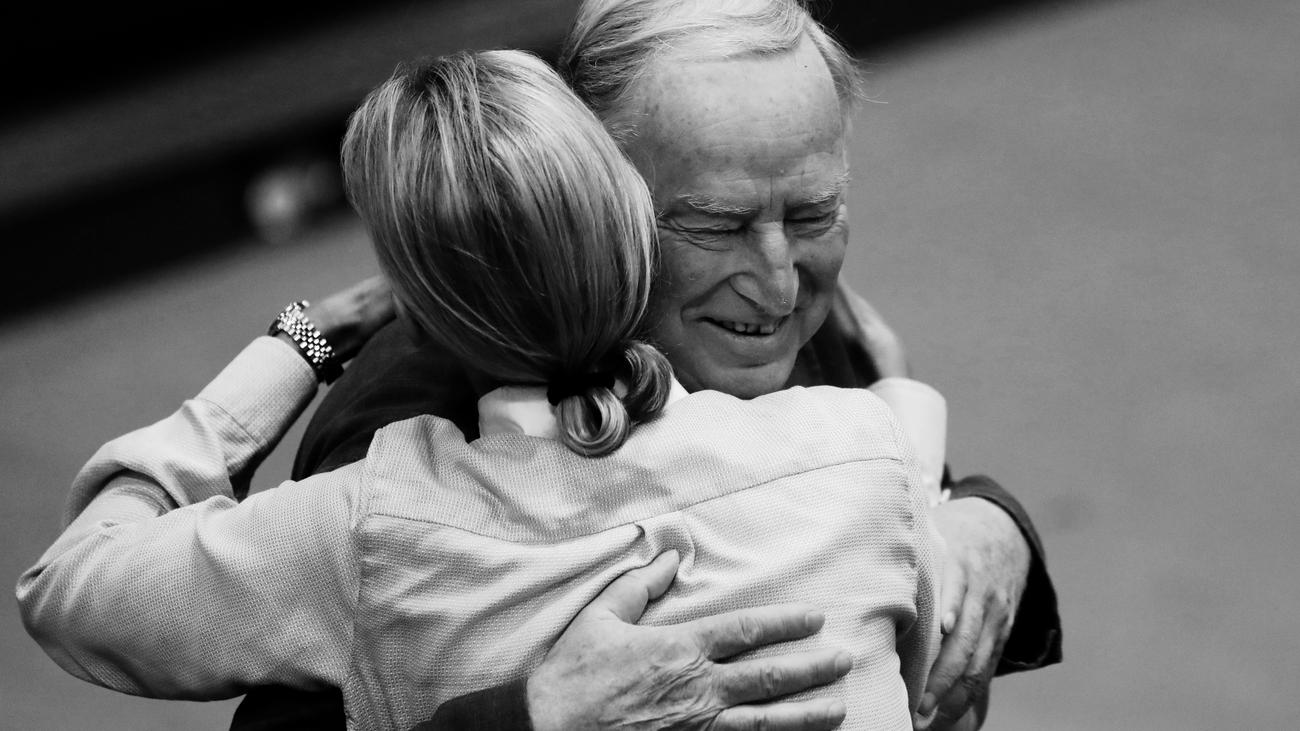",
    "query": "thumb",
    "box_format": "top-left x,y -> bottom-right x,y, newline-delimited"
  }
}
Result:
581,550 -> 680,624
